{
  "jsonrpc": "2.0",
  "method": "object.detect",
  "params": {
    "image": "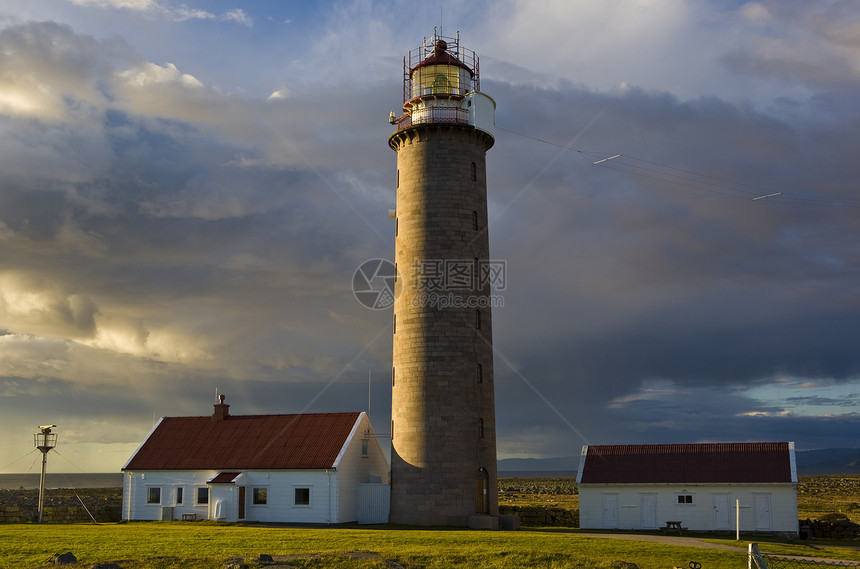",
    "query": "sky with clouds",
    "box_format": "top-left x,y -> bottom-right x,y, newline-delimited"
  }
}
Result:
1,0 -> 859,473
